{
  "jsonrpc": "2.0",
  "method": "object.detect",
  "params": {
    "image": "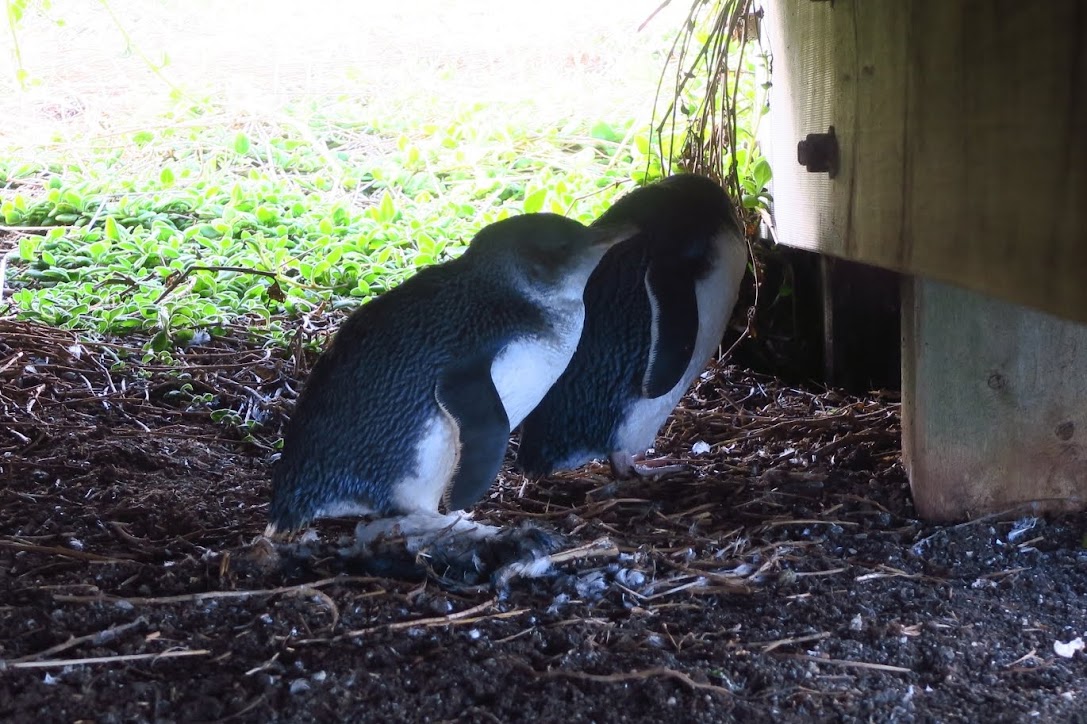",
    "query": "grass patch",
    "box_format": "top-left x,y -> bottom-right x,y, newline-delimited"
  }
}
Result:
0,0 -> 769,354
2,100 -> 665,347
